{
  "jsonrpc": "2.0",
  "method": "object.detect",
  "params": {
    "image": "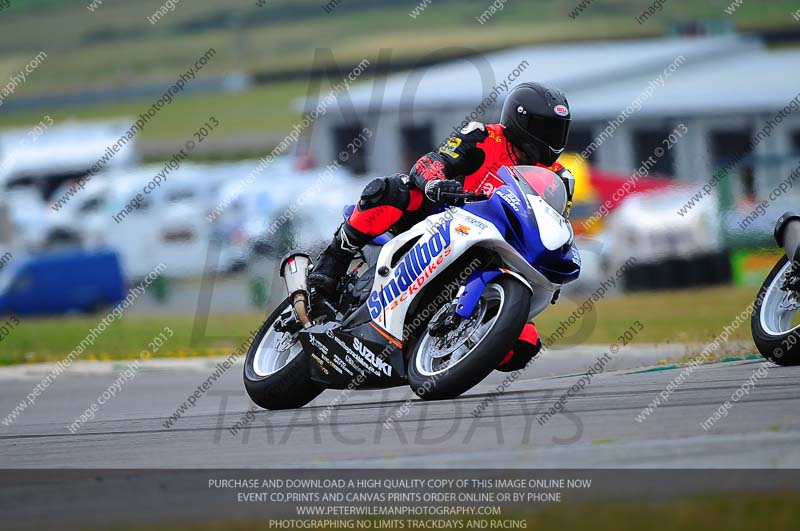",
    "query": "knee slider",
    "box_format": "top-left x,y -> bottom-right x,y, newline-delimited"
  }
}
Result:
384,175 -> 411,208
359,178 -> 387,209
359,176 -> 410,210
